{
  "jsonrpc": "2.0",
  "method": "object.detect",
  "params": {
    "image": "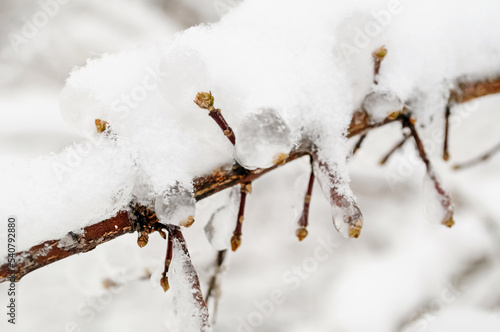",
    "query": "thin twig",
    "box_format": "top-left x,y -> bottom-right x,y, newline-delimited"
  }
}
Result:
166,225 -> 211,330
194,91 -> 236,145
160,232 -> 174,292
379,132 -> 411,165
453,141 -> 500,170
296,155 -> 315,241
231,182 -> 251,251
402,115 -> 454,227
352,133 -> 367,155
1,76 -> 499,283
372,45 -> 387,84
